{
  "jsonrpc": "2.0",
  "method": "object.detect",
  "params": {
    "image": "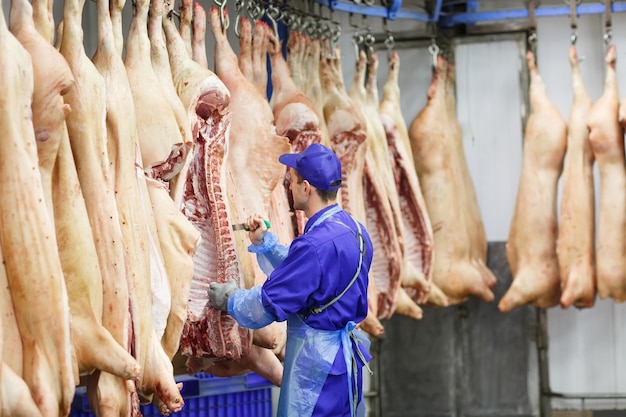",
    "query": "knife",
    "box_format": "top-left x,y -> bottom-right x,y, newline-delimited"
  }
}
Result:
231,219 -> 271,232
